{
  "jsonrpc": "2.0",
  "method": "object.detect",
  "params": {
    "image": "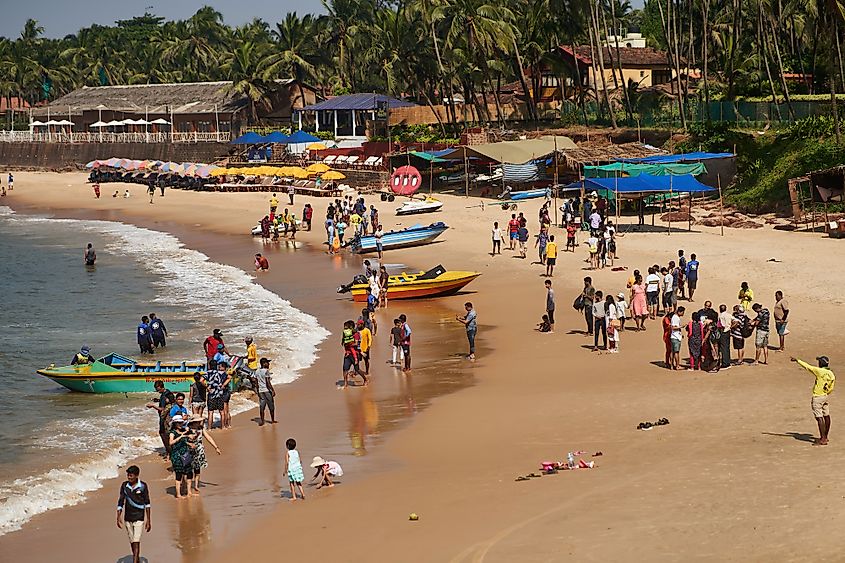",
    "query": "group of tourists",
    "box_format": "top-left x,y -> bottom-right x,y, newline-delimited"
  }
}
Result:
135,313 -> 167,354
324,196 -> 382,256
259,194 -> 300,241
